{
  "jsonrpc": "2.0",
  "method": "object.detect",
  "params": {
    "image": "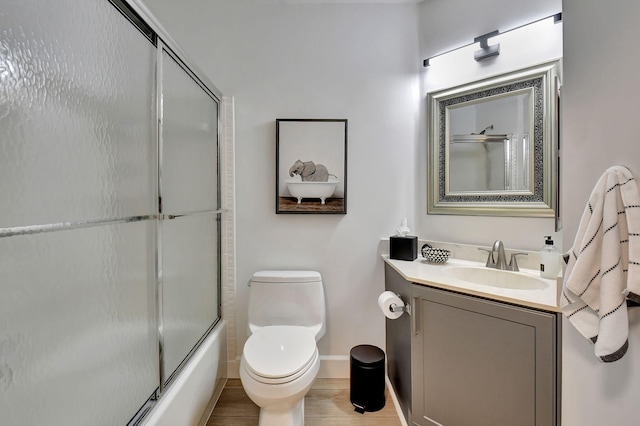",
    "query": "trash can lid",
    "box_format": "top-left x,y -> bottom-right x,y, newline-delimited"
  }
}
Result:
350,344 -> 385,366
